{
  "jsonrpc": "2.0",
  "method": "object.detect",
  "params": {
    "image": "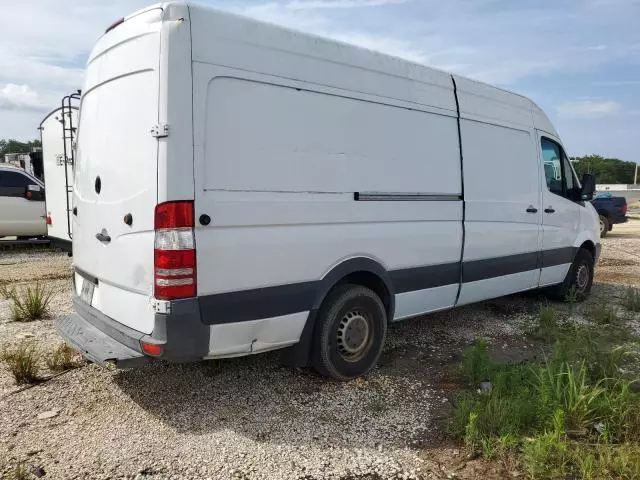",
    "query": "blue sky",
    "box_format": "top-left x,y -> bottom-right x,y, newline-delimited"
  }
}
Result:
1,0 -> 639,161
